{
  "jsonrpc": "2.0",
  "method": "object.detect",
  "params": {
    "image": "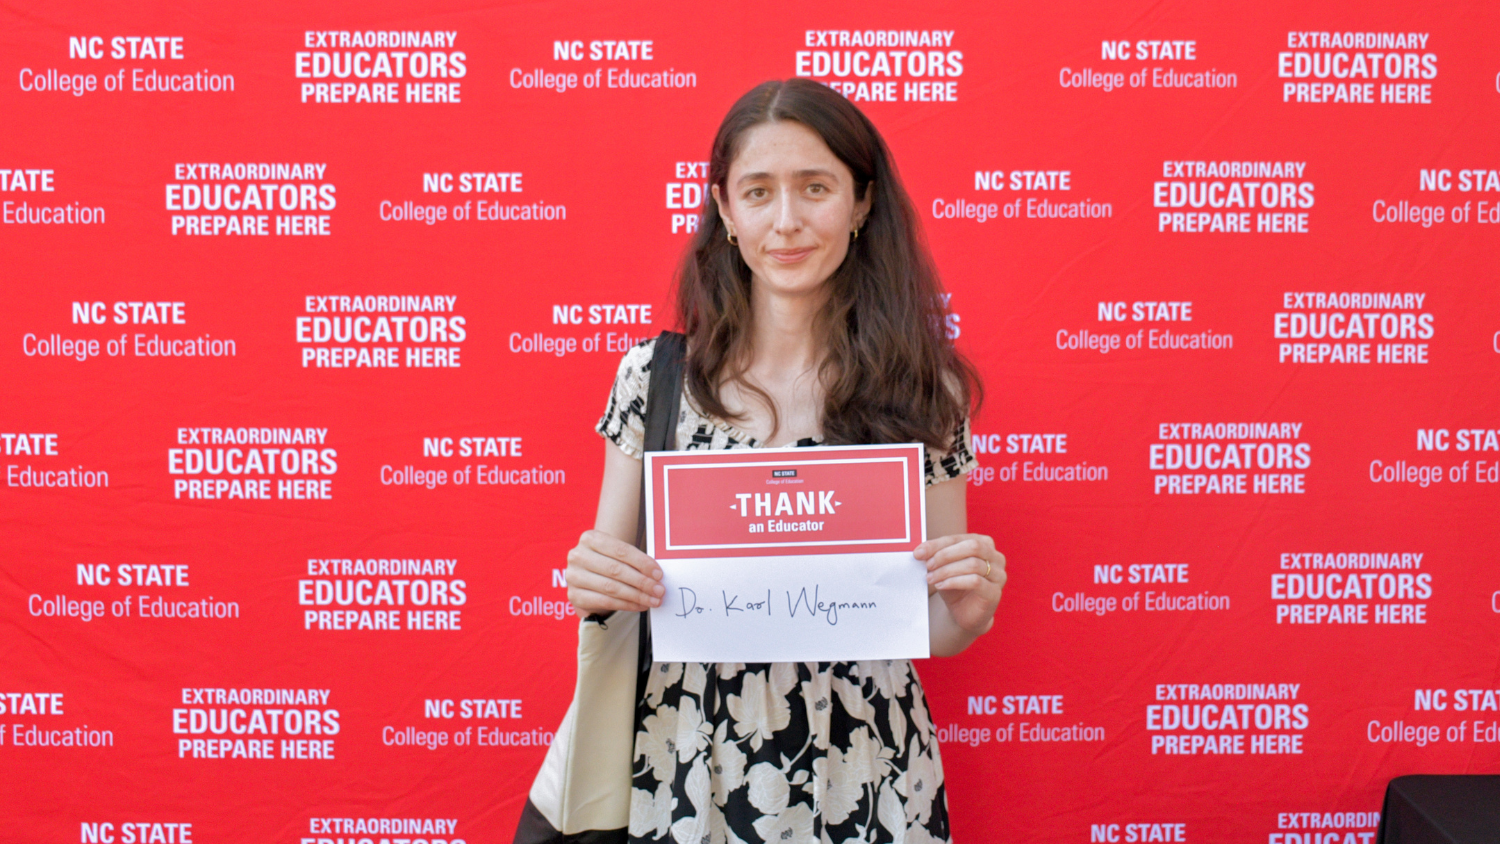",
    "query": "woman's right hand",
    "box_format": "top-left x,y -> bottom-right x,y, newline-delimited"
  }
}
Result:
566,529 -> 665,614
